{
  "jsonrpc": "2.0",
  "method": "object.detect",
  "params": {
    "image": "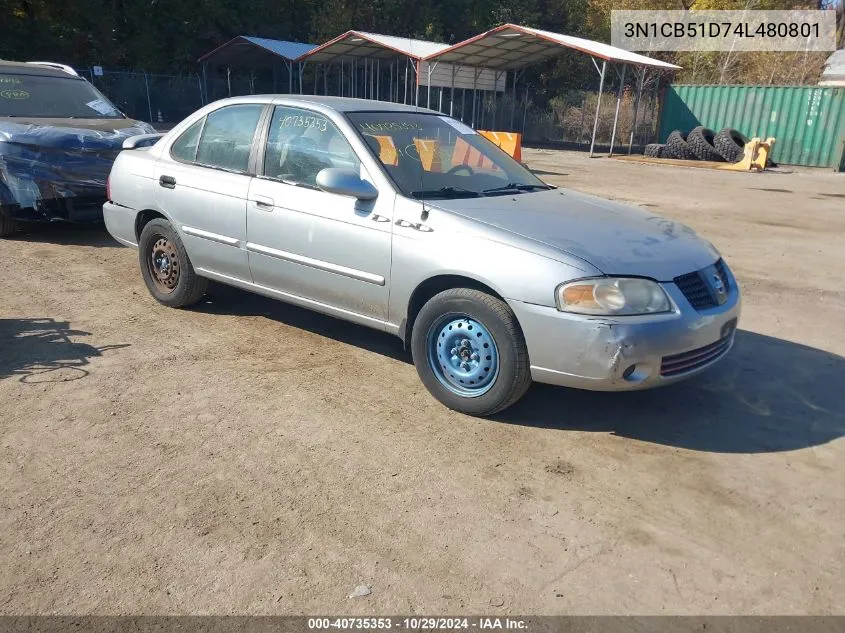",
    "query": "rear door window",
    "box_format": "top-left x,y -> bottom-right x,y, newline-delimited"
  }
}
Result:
170,118 -> 204,162
195,104 -> 263,173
